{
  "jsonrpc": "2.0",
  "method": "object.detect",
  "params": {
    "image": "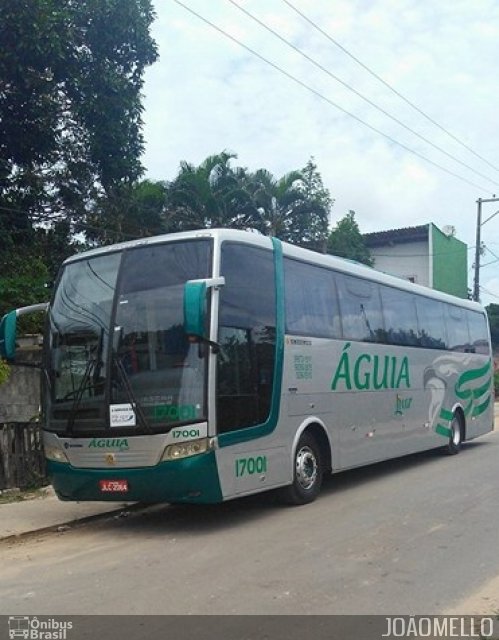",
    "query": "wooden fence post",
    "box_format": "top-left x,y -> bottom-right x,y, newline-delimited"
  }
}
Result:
0,422 -> 47,491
